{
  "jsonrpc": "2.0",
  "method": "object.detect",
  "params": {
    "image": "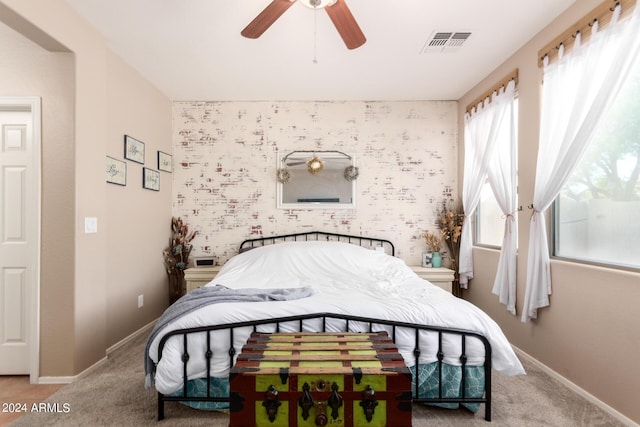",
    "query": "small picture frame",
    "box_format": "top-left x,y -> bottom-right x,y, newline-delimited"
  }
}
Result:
158,151 -> 172,172
106,156 -> 126,186
143,167 -> 160,191
124,135 -> 145,164
422,252 -> 433,268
